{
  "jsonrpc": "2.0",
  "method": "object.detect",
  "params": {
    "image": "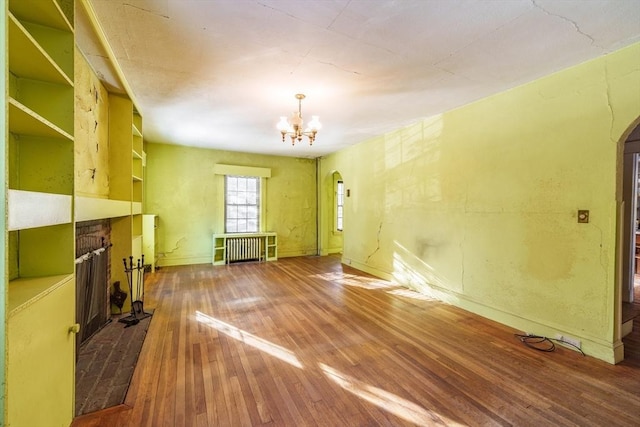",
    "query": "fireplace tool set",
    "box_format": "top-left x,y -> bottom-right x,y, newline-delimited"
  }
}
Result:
118,255 -> 152,327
